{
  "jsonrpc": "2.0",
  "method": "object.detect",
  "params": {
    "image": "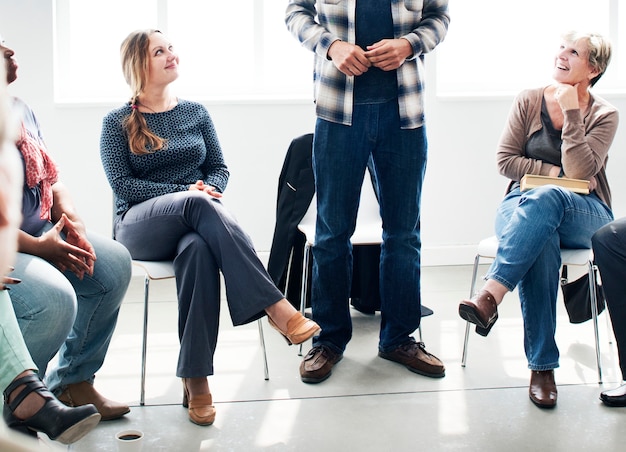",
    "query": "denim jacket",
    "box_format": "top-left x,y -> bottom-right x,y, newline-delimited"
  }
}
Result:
285,0 -> 450,129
